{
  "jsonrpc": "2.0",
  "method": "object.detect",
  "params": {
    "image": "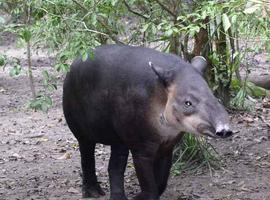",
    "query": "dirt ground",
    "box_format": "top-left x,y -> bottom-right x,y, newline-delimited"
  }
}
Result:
0,33 -> 270,200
